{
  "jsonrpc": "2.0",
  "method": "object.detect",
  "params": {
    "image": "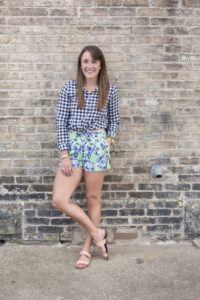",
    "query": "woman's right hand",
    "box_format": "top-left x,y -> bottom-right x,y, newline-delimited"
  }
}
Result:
60,157 -> 73,177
